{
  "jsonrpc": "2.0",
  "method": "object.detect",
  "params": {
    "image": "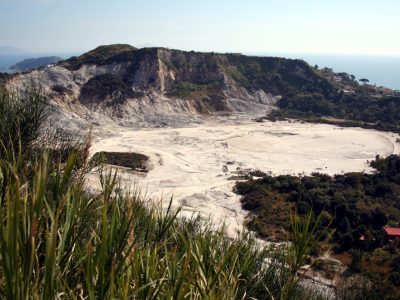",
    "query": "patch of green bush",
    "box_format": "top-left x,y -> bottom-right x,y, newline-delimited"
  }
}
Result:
278,90 -> 400,132
92,151 -> 149,170
235,156 -> 400,251
80,74 -> 139,105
